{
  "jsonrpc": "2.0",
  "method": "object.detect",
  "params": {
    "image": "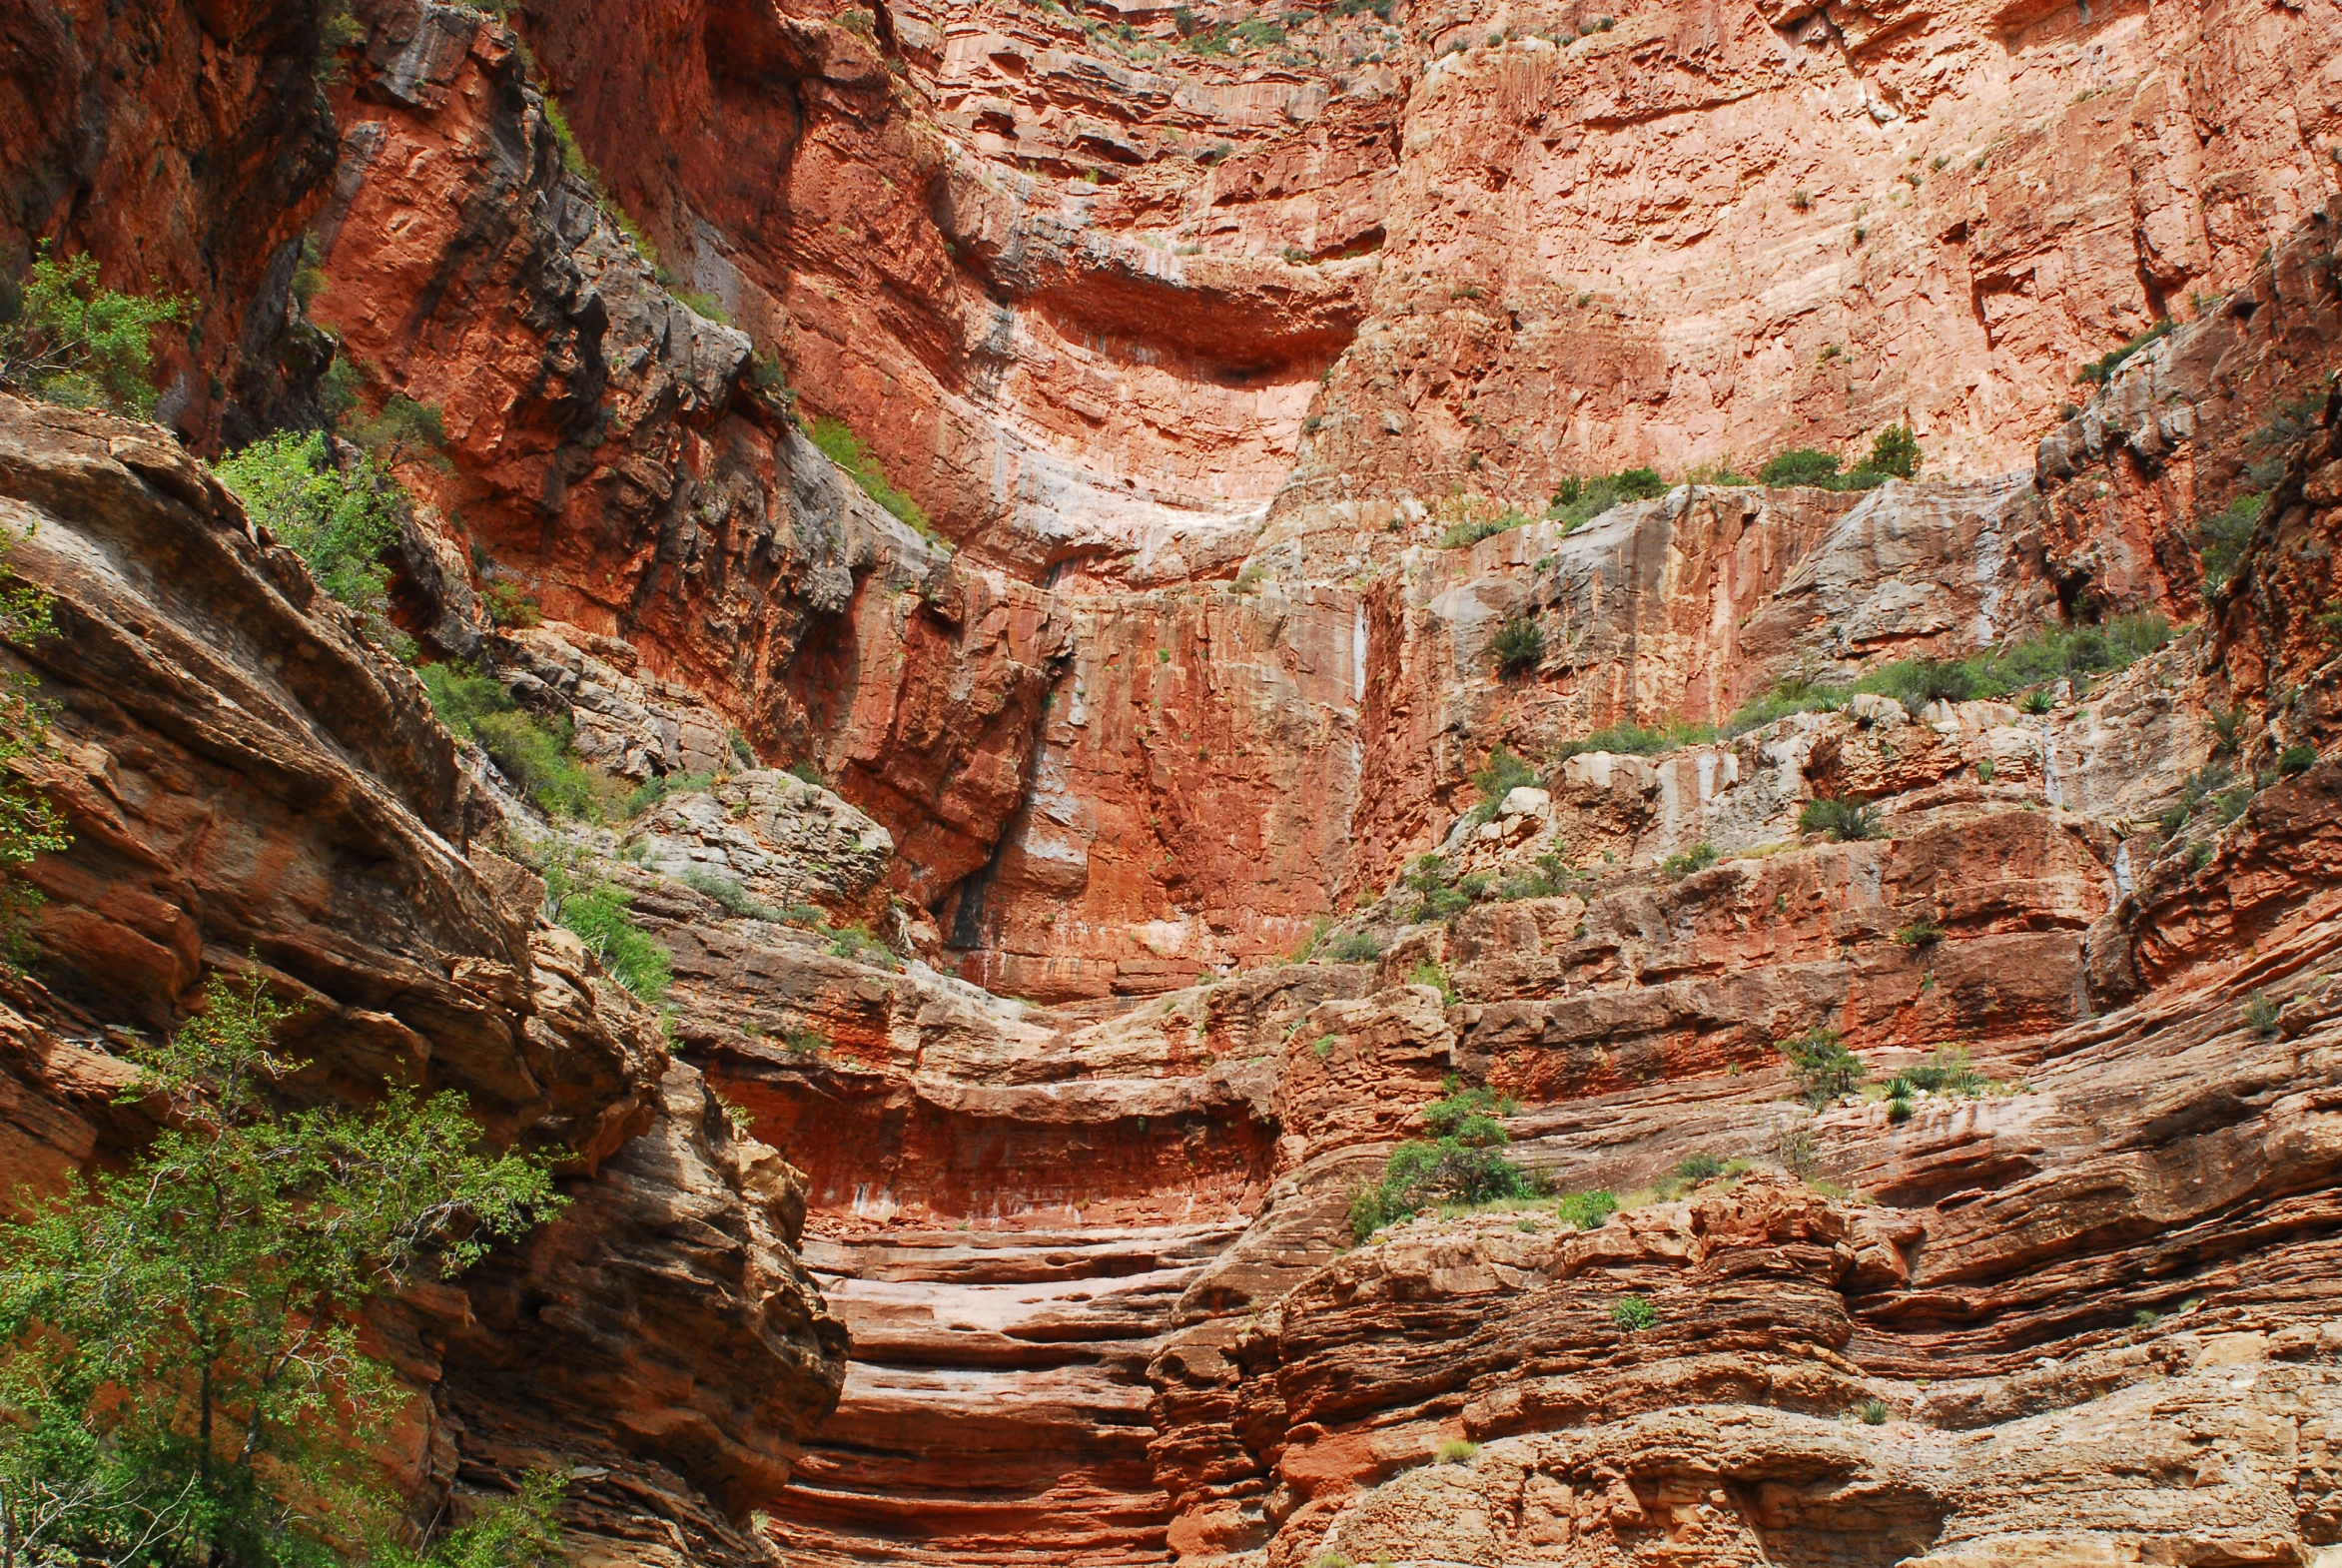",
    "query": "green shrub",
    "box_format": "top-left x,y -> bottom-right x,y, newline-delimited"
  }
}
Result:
2242,992 -> 2279,1036
1865,424 -> 1921,479
1661,842 -> 1720,878
2131,1307 -> 2159,1328
1674,1152 -> 1725,1181
2279,744 -> 2317,776
1498,851 -> 1578,901
344,392 -> 450,470
1894,919 -> 1944,948
1859,1397 -> 1891,1425
0,970 -> 565,1568
1326,931 -> 1384,963
1348,1082 -> 1538,1239
1611,466 -> 1667,500
1549,467 -> 1669,528
2195,492 -> 2262,588
1402,855 -> 1473,922
825,920 -> 903,971
1779,1026 -> 1864,1107
1610,1295 -> 1659,1330
1437,1438 -> 1479,1464
1553,1189 -> 1618,1229
622,769 -> 714,817
681,867 -> 786,921
419,663 -> 608,820
781,1024 -> 826,1058
0,244 -> 183,415
1555,717 -> 1717,759
1488,615 -> 1545,675
1799,797 -> 1880,841
1440,507 -> 1533,548
1886,1095 -> 1914,1122
1723,676 -> 1848,735
483,579 -> 543,628
1311,1033 -> 1336,1058
2076,319 -> 2175,386
1888,1044 -> 1983,1097
216,431 -> 402,625
2020,689 -> 2054,715
1466,746 -> 1538,823
546,872 -> 671,1002
805,415 -> 946,546
0,538 -> 66,969
1760,447 -> 1842,486
1410,959 -> 1459,1003
1855,656 -> 1978,713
